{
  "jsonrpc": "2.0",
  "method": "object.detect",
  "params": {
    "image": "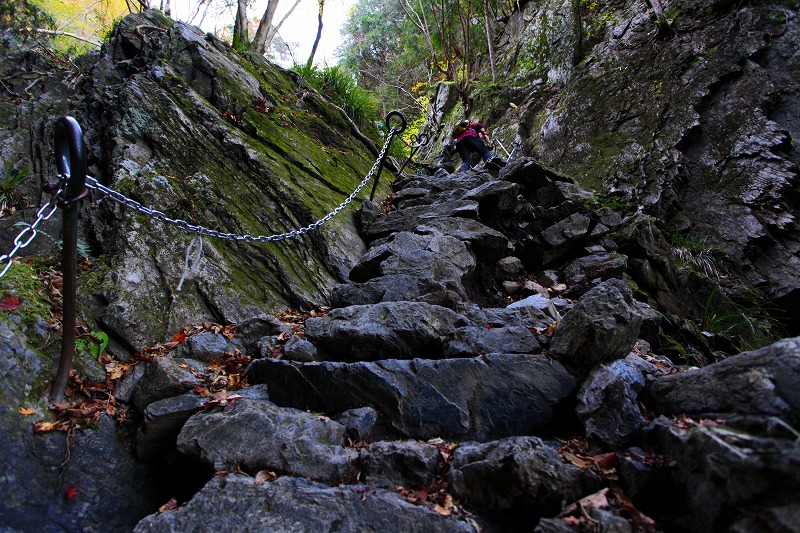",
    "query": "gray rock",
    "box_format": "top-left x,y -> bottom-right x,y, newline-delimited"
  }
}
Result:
283,335 -> 319,362
177,397 -> 359,484
186,331 -> 235,362
444,325 -> 539,357
362,440 -> 442,489
563,252 -> 628,285
647,337 -> 800,424
331,275 -> 465,308
464,180 -> 521,219
238,314 -> 293,344
507,294 -> 561,321
643,416 -> 800,532
522,280 -> 550,297
484,305 -> 558,331
576,356 -> 654,449
359,198 -> 382,229
549,279 -> 643,377
134,474 -> 474,532
1,406 -> 160,533
114,362 -> 147,403
334,407 -> 379,441
496,256 -> 524,277
245,354 -> 575,441
364,202 -> 481,240
541,213 -> 593,248
131,357 -> 207,411
136,385 -> 270,461
449,437 -> 603,516
137,392 -> 207,461
304,302 -> 471,360
502,280 -> 523,295
416,217 -> 510,257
